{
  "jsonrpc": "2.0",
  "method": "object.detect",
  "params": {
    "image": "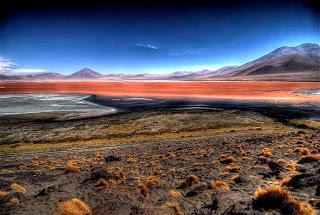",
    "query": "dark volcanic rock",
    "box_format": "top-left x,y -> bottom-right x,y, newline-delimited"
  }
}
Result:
90,167 -> 120,180
233,175 -> 247,184
35,184 -> 63,197
285,173 -> 320,189
185,185 -> 208,197
266,159 -> 284,175
316,185 -> 320,196
0,179 -> 12,191
211,191 -> 252,215
105,155 -> 122,163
